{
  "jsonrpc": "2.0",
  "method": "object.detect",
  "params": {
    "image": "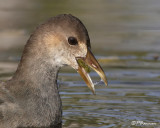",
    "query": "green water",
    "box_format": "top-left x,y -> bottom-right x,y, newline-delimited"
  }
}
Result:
0,0 -> 160,127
